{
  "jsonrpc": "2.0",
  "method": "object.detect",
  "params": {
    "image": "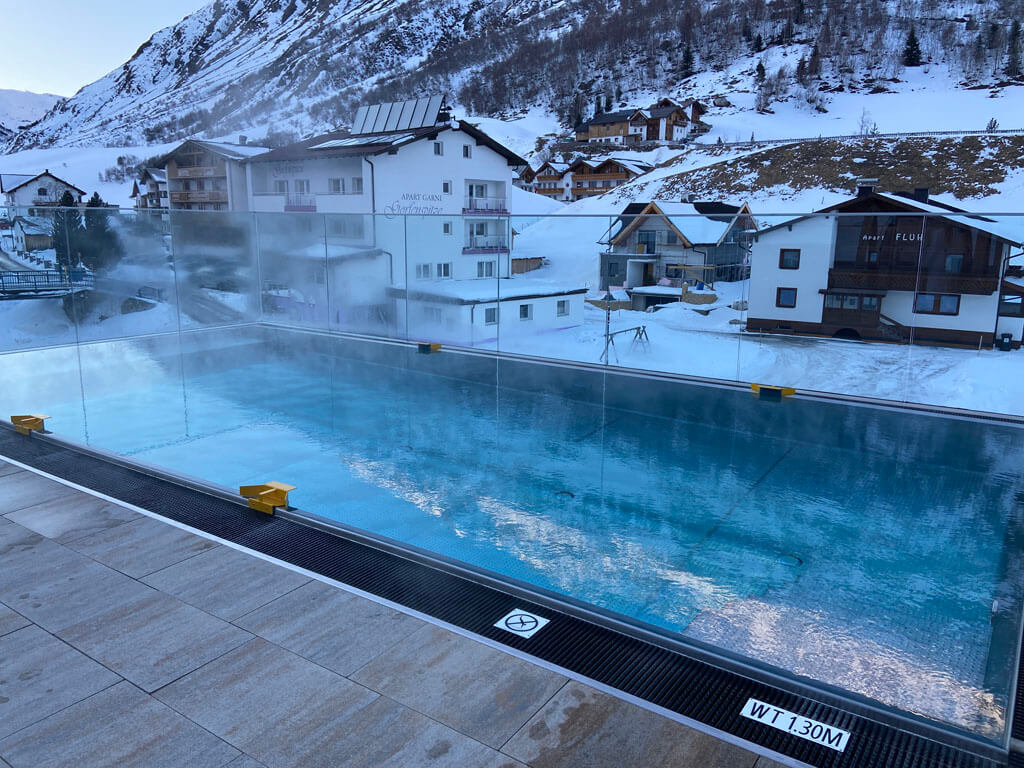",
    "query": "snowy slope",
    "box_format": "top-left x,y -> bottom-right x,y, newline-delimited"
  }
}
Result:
0,89 -> 61,133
